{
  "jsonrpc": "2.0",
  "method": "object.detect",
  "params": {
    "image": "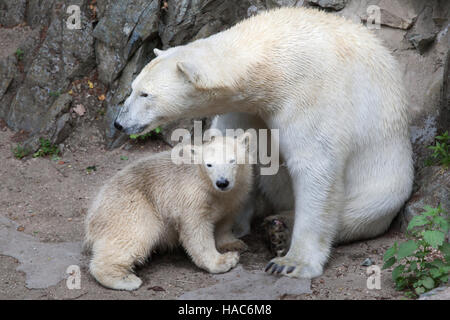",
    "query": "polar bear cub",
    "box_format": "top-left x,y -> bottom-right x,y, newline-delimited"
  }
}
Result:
84,134 -> 253,291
